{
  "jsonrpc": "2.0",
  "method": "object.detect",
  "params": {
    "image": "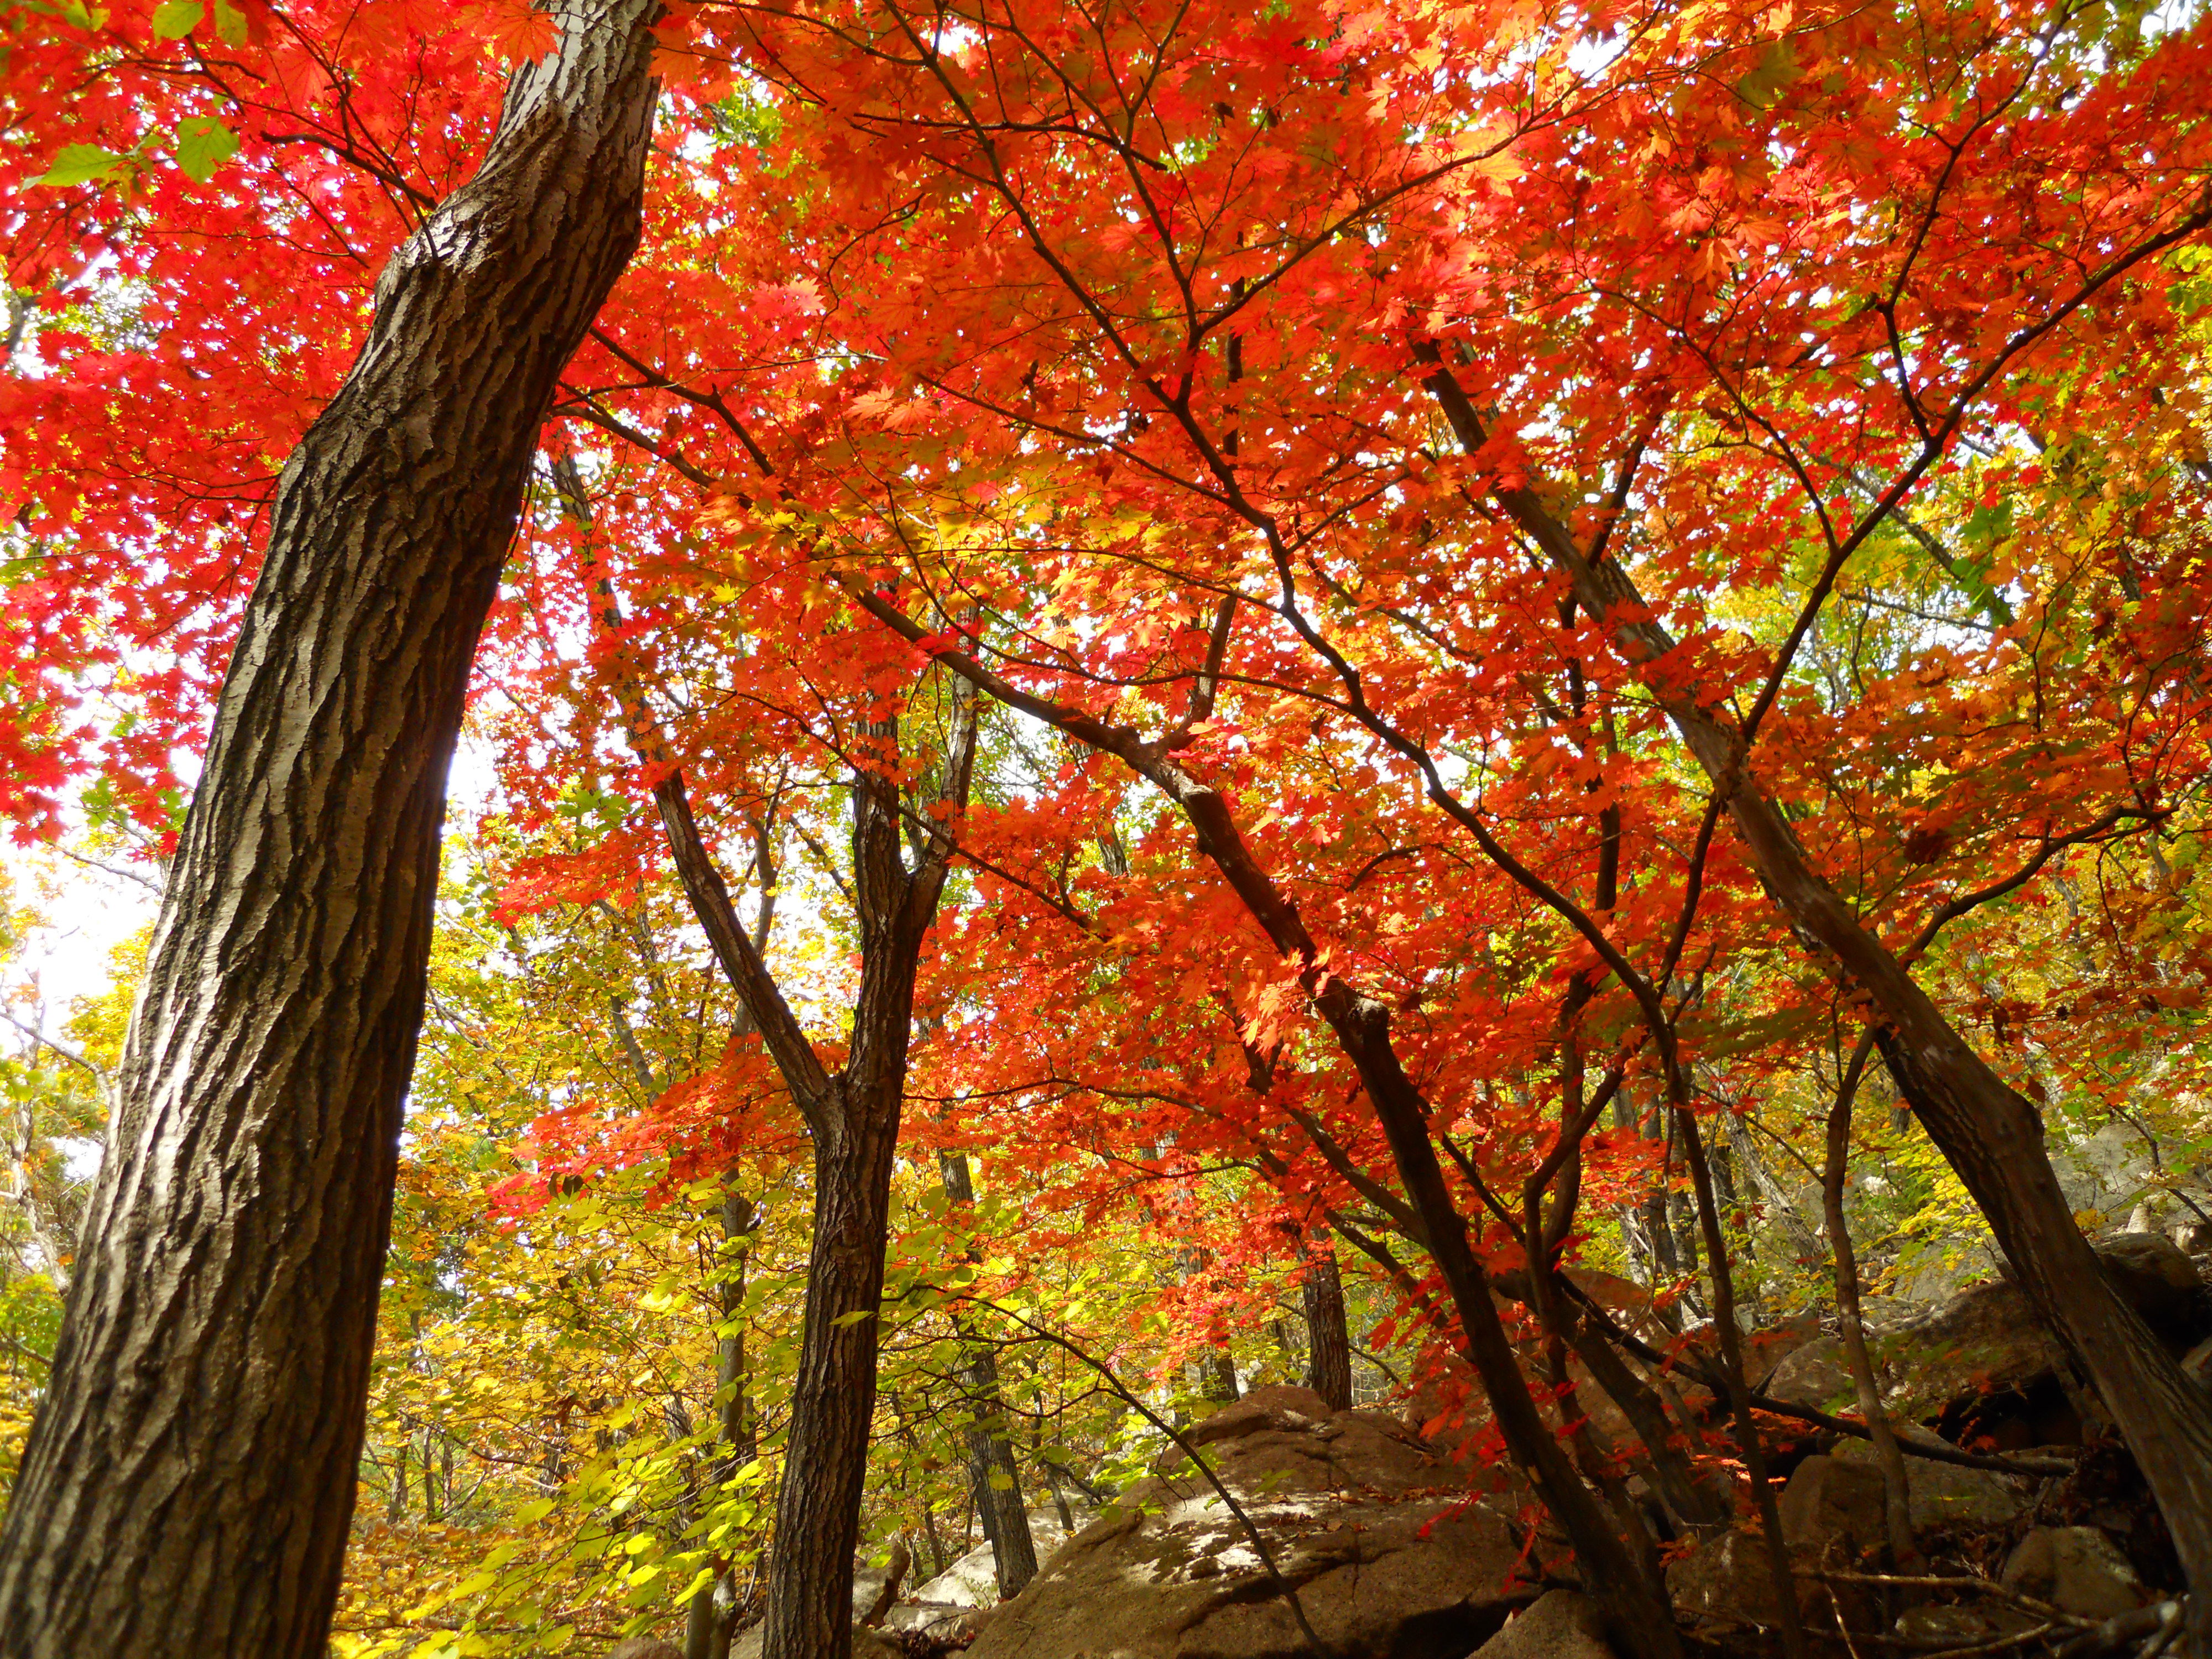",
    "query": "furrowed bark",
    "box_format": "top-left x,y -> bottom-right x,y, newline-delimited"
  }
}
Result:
632,664 -> 974,1659
756,708 -> 974,1659
1422,363 -> 2212,1627
0,10 -> 661,1656
768,1069 -> 904,1659
1299,1232 -> 1353,1412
